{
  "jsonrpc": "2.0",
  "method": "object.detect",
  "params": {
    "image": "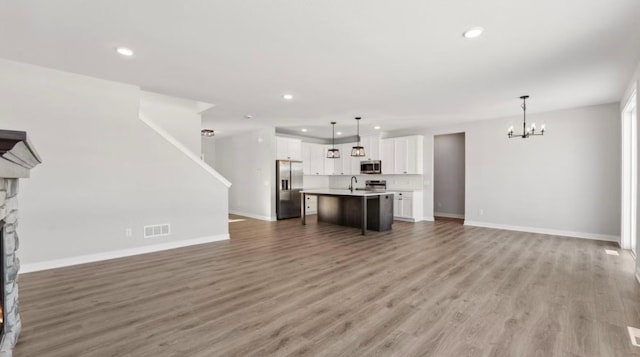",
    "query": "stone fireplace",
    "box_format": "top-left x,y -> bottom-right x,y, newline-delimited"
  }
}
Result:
0,130 -> 41,357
